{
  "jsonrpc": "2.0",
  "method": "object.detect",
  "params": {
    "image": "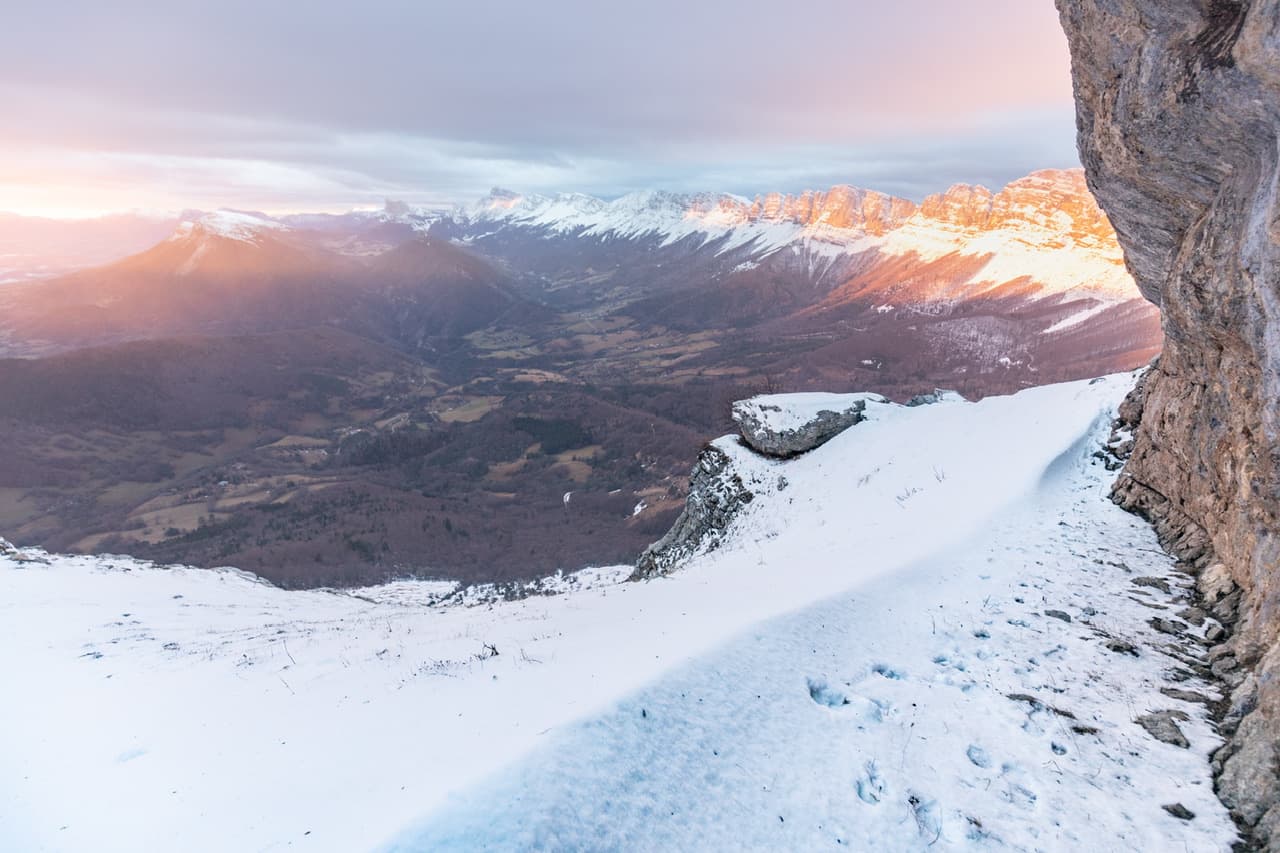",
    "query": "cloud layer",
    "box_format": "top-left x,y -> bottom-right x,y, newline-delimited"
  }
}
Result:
0,0 -> 1078,215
